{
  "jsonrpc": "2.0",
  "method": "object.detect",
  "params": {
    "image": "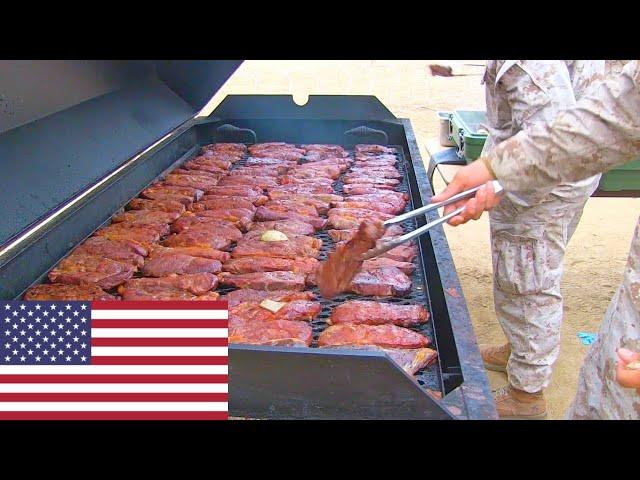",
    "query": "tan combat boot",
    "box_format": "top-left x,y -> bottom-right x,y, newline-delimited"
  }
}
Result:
480,343 -> 511,372
494,385 -> 547,420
